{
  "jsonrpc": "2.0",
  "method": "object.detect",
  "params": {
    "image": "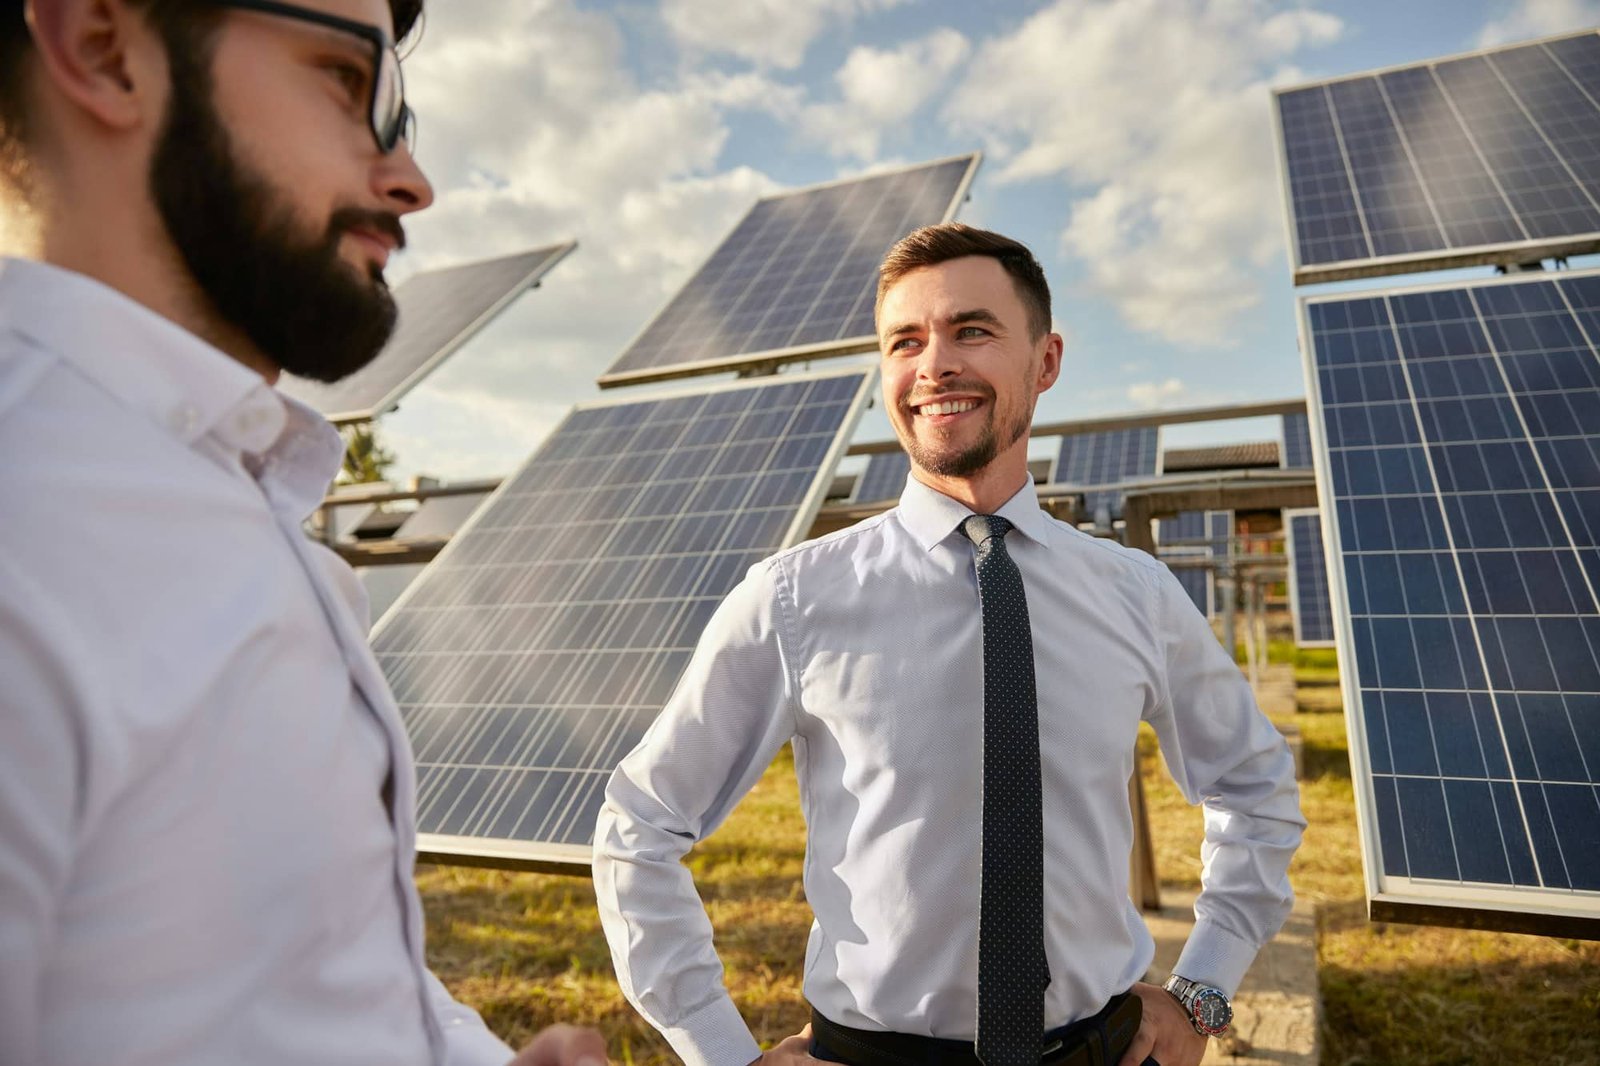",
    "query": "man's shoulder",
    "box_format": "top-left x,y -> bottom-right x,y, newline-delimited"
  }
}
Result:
762,508 -> 899,571
1032,509 -> 1170,580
